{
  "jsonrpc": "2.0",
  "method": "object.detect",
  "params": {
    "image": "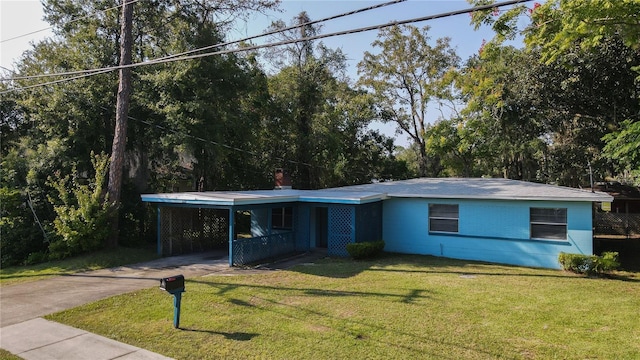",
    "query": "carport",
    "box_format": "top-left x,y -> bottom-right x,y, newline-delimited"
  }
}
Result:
141,189 -> 385,266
